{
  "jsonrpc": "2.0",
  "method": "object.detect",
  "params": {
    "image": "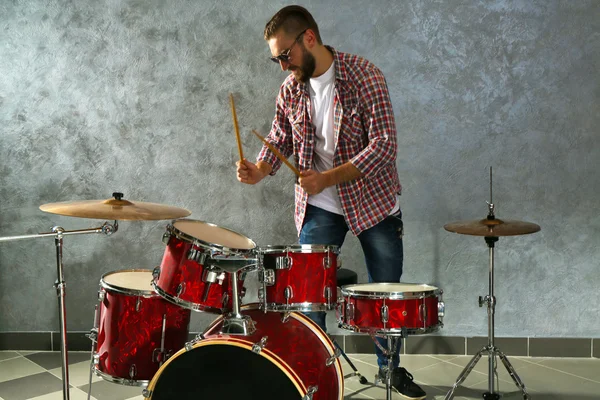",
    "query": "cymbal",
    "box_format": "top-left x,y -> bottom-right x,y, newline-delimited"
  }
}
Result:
444,218 -> 540,237
39,193 -> 191,221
